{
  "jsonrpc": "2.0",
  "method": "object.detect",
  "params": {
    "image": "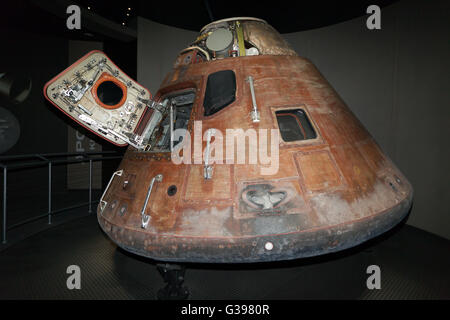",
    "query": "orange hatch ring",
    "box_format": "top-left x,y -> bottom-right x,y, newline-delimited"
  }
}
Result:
91,72 -> 127,110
